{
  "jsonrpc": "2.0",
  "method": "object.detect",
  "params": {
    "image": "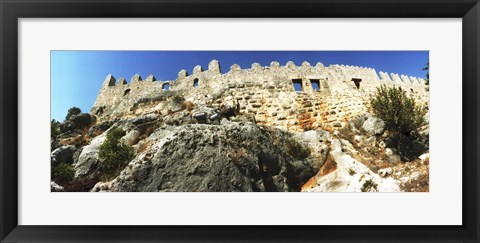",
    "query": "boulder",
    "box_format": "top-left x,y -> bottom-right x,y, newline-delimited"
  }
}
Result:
378,168 -> 393,177
99,123 -> 318,192
61,113 -> 94,132
51,181 -> 64,192
51,145 -> 77,166
123,130 -> 140,146
74,133 -> 106,177
362,116 -> 385,136
87,120 -> 114,137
